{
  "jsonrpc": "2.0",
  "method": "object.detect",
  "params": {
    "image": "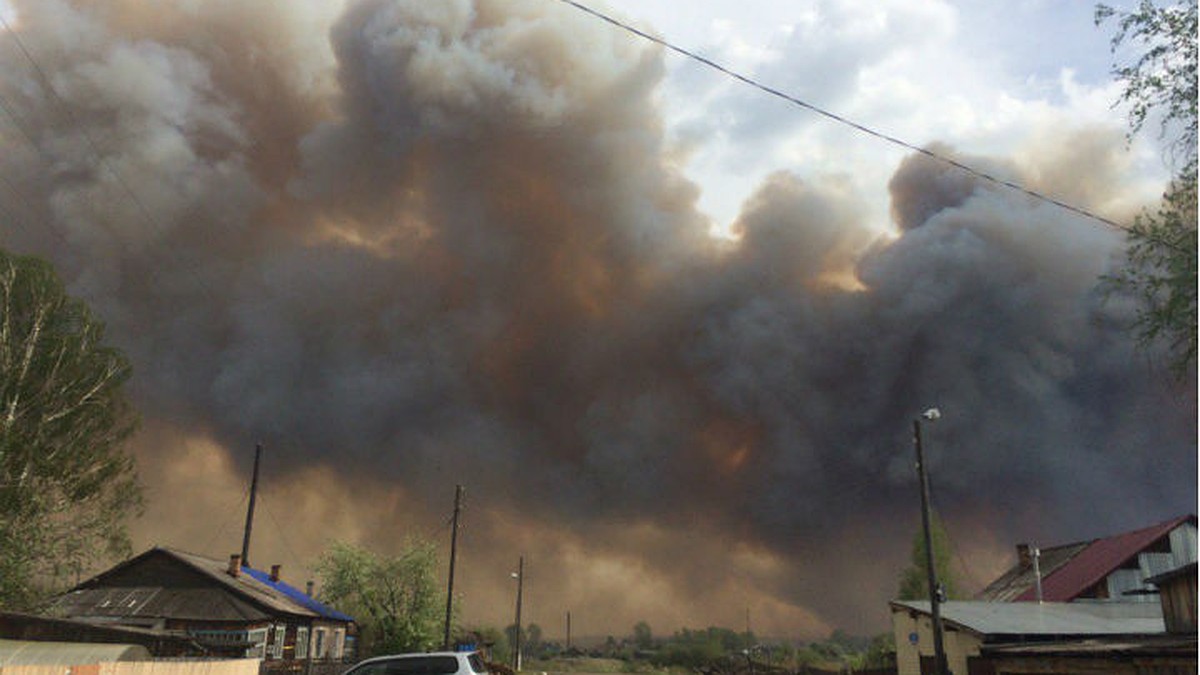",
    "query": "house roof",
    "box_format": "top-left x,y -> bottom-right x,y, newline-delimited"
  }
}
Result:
55,547 -> 353,624
241,566 -> 354,622
975,515 -> 1196,603
976,541 -> 1090,602
1147,561 -> 1198,587
891,600 -> 1165,639
0,610 -> 203,651
979,634 -> 1197,660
